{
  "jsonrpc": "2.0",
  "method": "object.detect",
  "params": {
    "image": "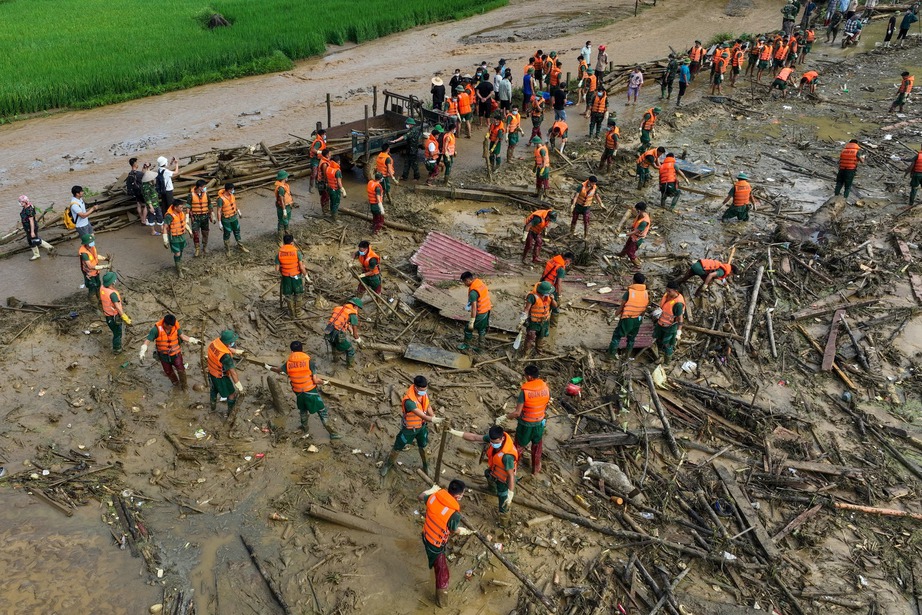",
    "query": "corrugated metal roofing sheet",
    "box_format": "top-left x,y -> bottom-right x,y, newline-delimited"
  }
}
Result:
410,231 -> 506,283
